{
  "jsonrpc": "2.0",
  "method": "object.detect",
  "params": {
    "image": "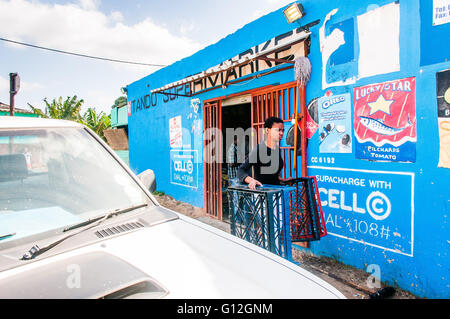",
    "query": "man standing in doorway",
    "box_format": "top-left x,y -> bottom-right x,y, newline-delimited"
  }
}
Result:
227,135 -> 239,182
244,135 -> 250,161
237,116 -> 292,190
